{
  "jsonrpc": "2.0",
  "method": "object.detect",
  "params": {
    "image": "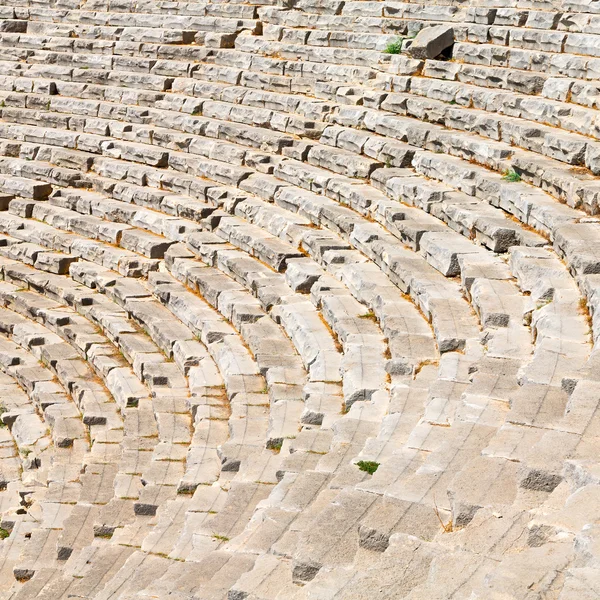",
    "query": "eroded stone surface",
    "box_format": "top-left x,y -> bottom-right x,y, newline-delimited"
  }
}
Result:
0,1 -> 596,598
